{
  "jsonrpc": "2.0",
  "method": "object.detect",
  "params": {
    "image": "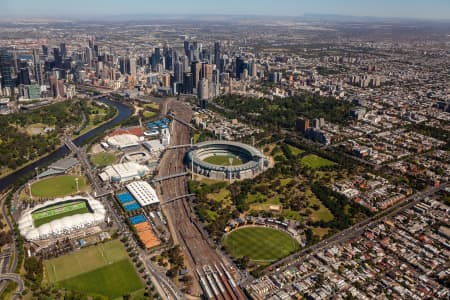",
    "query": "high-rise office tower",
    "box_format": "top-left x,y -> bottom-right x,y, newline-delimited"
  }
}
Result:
184,40 -> 190,57
0,48 -> 14,88
214,41 -> 221,68
129,56 -> 137,79
19,67 -> 31,85
53,48 -> 62,67
32,49 -> 44,85
119,56 -> 130,75
183,72 -> 193,94
151,47 -> 161,70
191,61 -> 201,89
235,56 -> 245,79
174,61 -> 184,83
201,63 -> 213,81
60,42 -> 67,58
41,45 -> 48,58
